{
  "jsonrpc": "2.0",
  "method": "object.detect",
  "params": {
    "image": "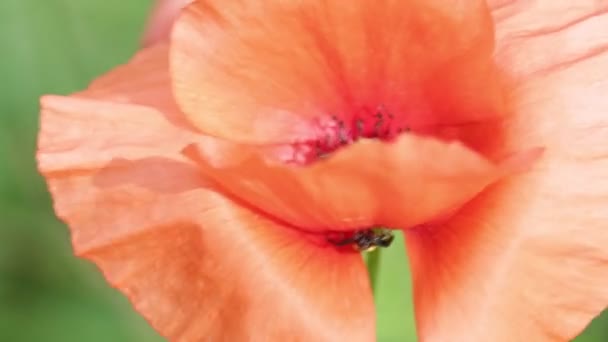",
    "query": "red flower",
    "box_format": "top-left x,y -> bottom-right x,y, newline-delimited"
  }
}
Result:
38,0 -> 608,341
